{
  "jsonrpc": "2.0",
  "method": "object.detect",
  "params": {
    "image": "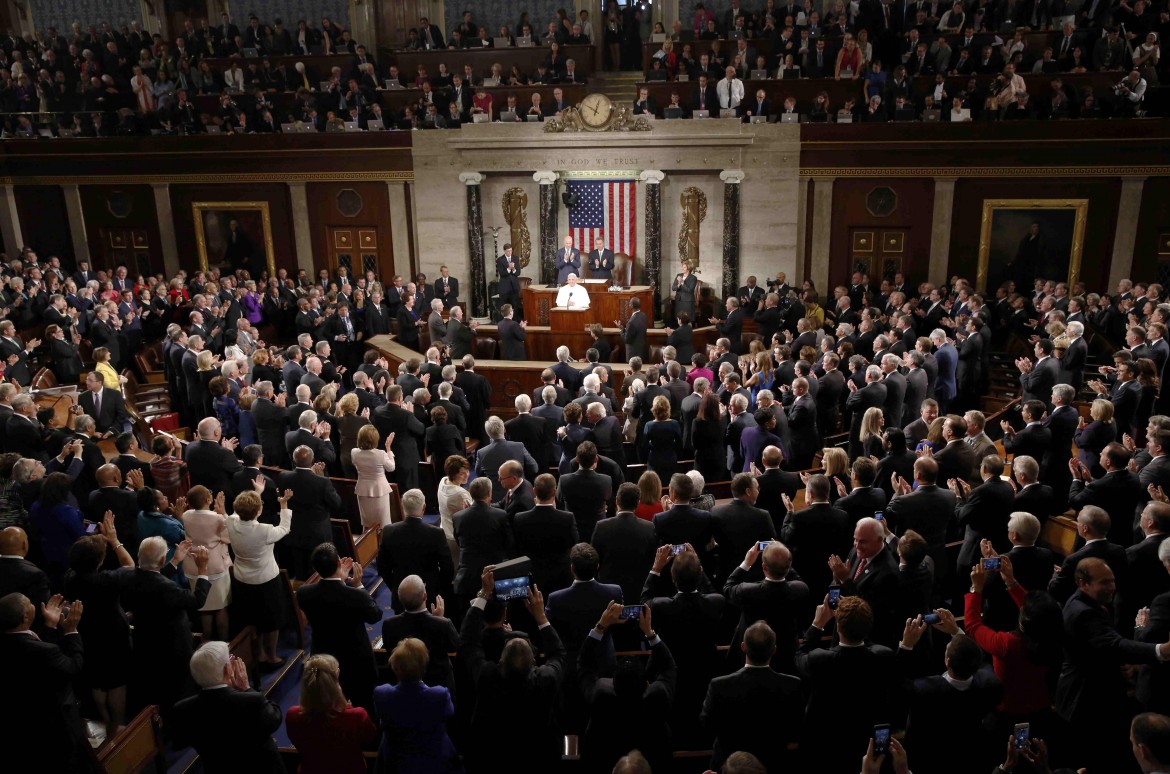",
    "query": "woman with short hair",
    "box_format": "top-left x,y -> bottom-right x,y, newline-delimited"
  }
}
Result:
286,653 -> 377,774
227,487 -> 292,666
181,485 -> 232,641
643,395 -> 682,480
1075,398 -> 1115,477
352,424 -> 396,530
374,638 -> 460,773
